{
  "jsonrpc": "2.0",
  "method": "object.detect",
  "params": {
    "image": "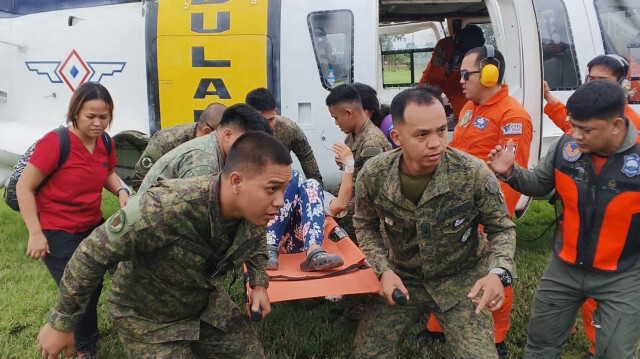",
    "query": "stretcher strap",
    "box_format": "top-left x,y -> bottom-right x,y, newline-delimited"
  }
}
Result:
268,261 -> 369,281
